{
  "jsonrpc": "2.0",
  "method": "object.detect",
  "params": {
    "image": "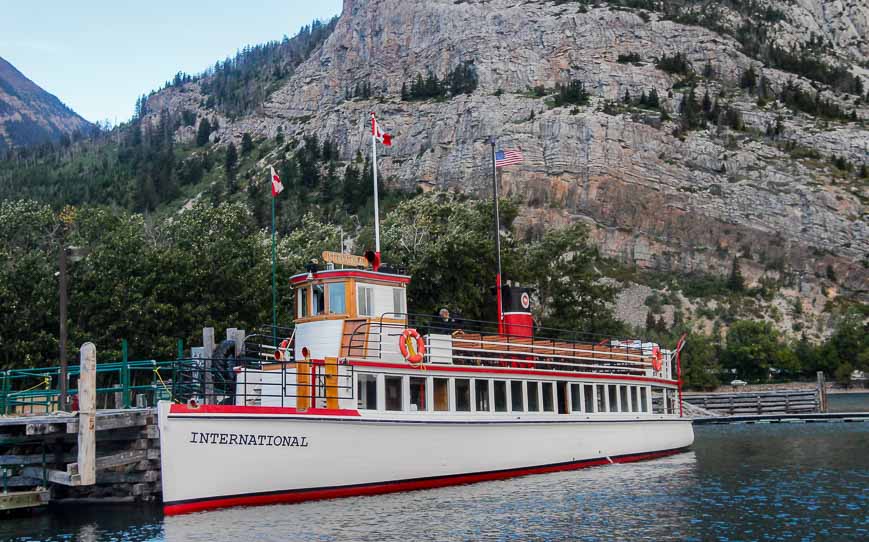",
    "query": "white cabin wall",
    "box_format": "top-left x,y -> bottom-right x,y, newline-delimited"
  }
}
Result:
293,320 -> 344,360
